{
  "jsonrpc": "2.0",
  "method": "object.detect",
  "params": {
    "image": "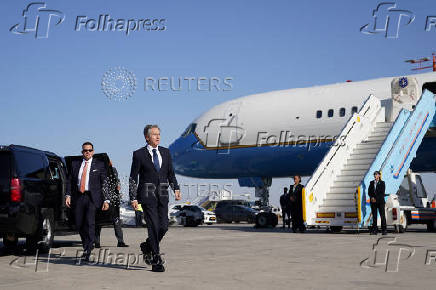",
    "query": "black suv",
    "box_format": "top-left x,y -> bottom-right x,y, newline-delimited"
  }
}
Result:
0,145 -> 113,253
